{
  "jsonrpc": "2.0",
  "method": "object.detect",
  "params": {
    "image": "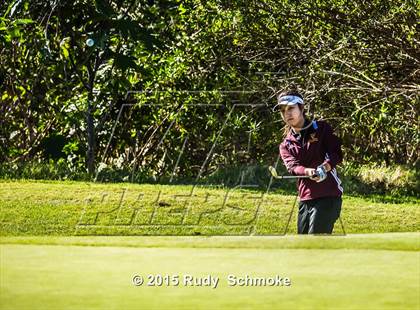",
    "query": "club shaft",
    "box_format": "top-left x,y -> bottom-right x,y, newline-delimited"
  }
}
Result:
268,166 -> 314,180
275,175 -> 311,179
